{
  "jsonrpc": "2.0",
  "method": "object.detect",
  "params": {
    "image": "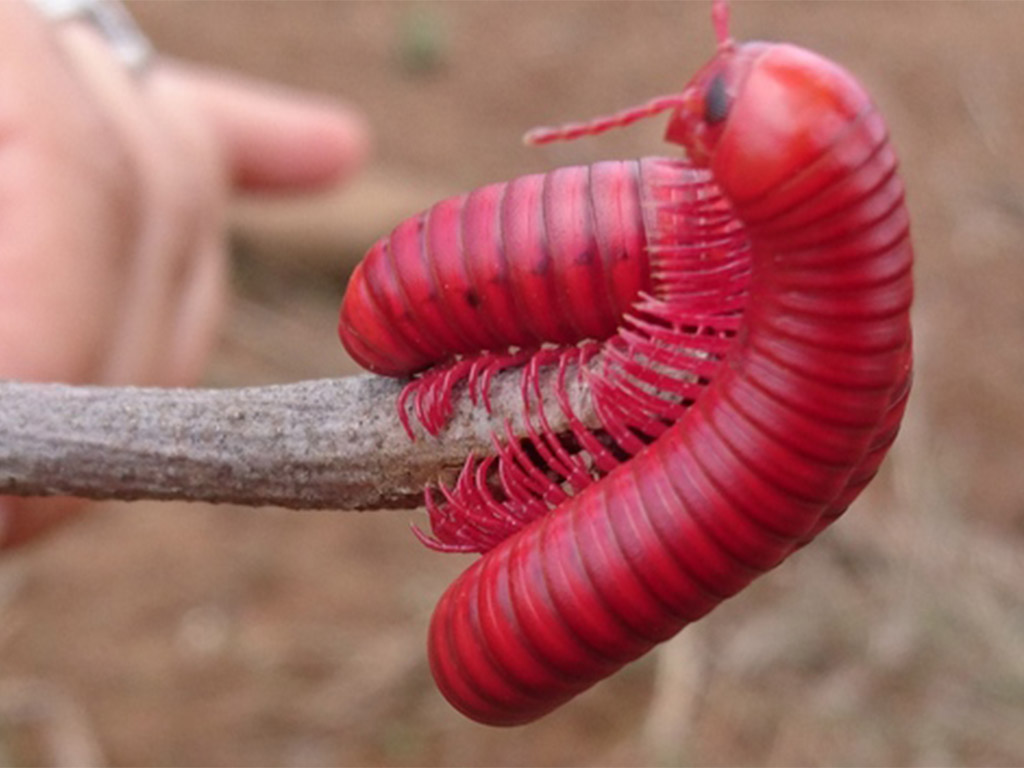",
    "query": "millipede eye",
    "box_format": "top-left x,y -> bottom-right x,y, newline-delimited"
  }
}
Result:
704,72 -> 731,125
